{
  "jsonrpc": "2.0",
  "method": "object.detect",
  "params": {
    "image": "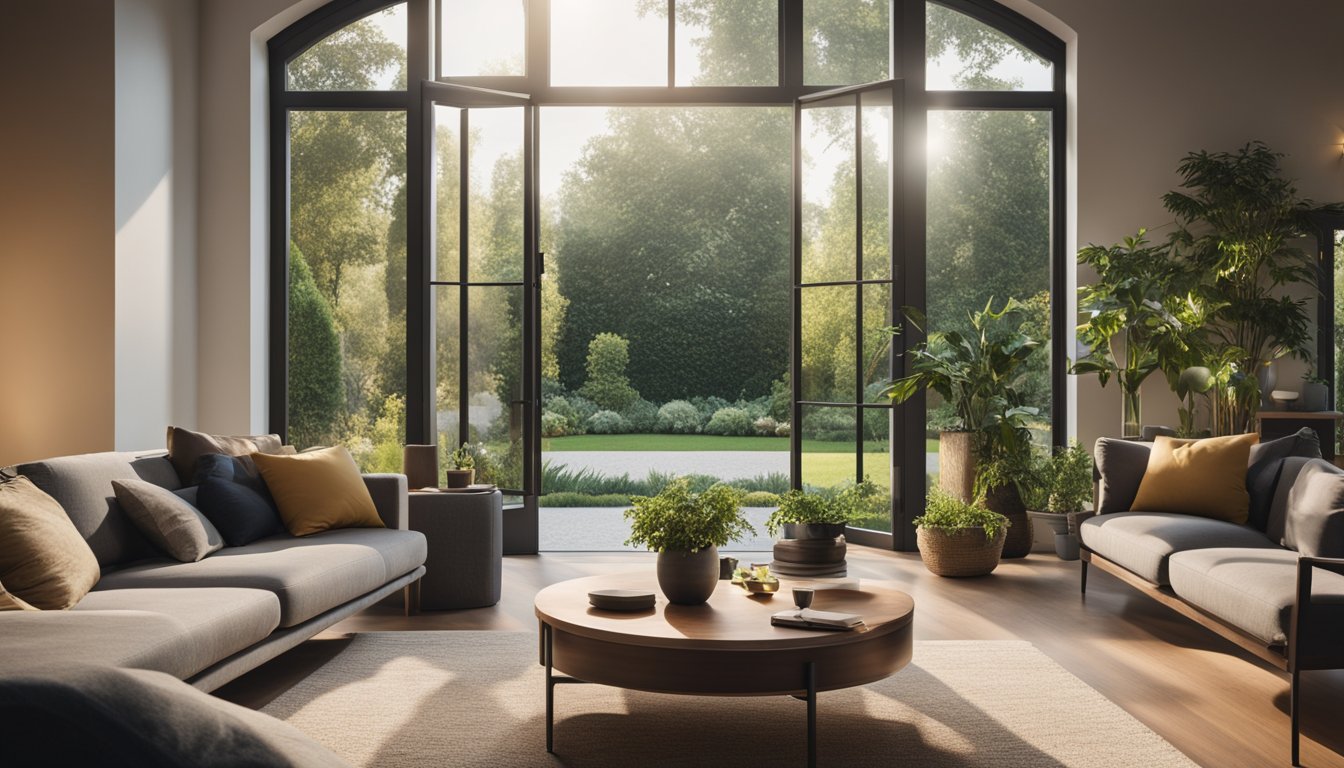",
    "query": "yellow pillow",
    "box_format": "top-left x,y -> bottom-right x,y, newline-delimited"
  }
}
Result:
0,477 -> 101,609
1130,433 -> 1259,523
1,579 -> 38,611
251,447 -> 384,536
